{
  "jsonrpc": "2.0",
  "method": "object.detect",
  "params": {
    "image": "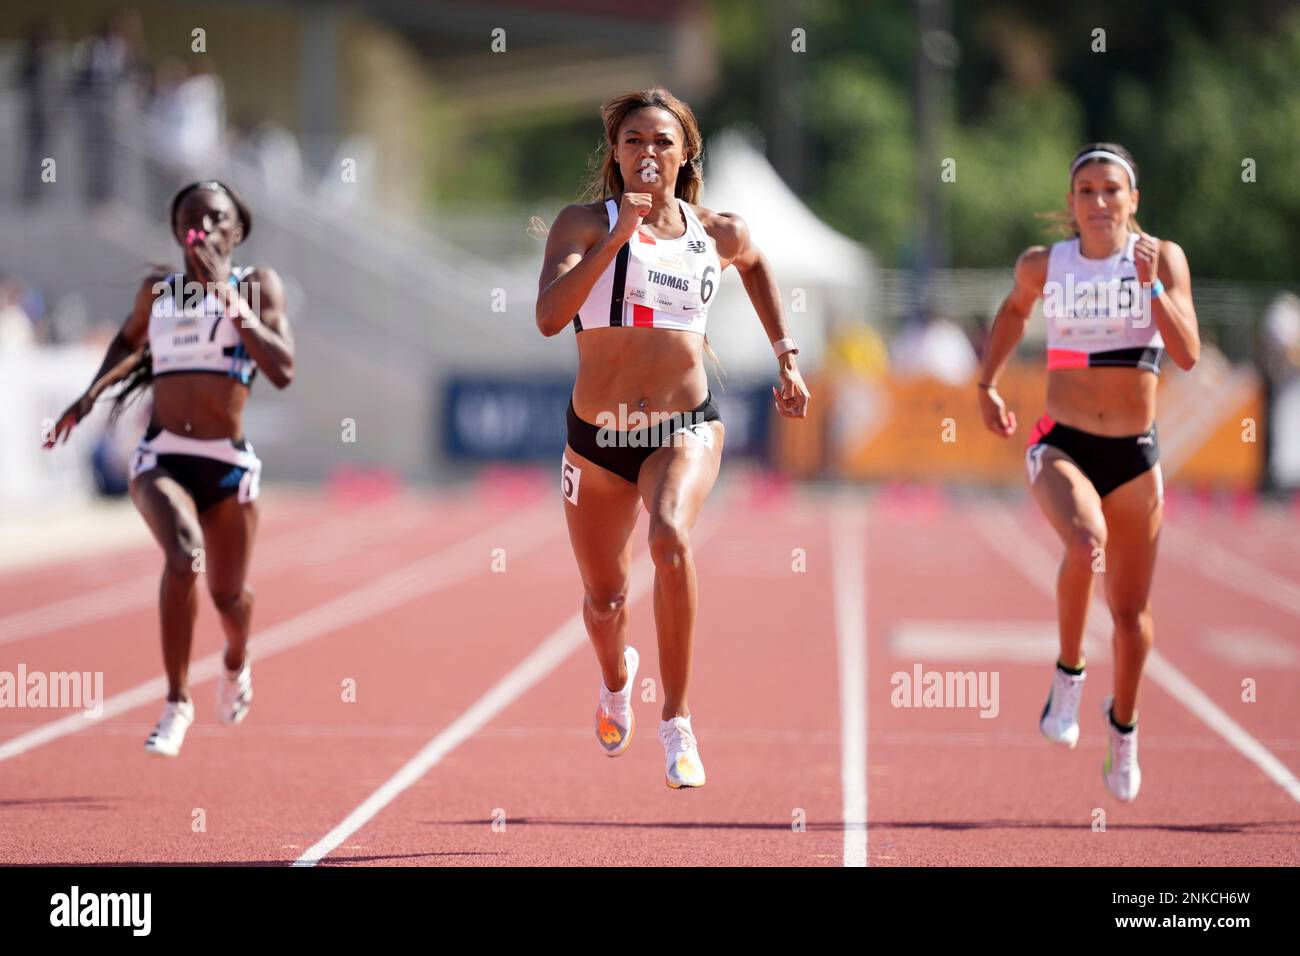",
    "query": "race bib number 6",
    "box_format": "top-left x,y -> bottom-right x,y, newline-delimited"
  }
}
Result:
561,457 -> 581,505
